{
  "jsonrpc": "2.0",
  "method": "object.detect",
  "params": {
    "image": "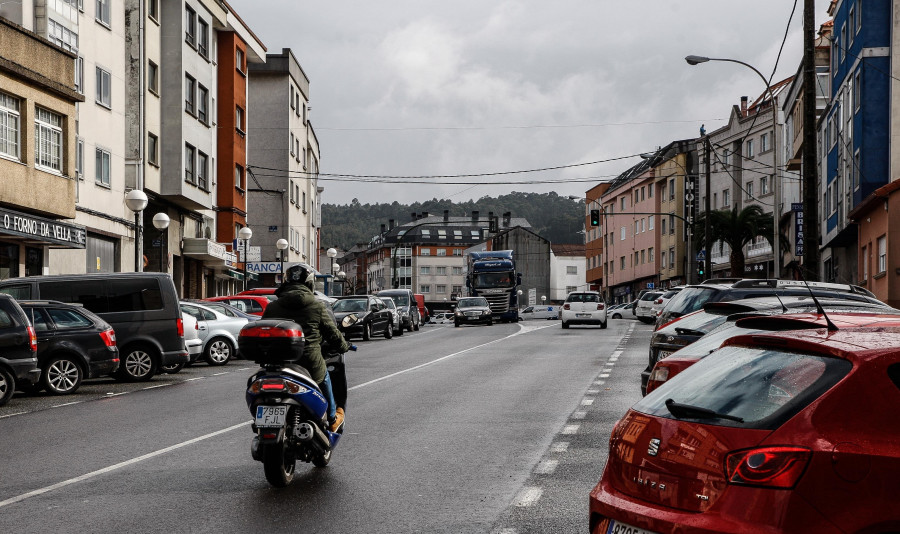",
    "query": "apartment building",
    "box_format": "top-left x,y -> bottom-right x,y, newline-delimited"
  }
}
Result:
0,17 -> 84,278
247,48 -> 321,274
550,244 -> 585,302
